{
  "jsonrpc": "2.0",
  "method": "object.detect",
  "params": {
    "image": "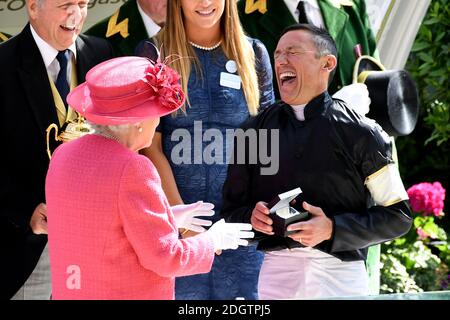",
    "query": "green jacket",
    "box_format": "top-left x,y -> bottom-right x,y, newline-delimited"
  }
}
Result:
237,0 -> 378,94
0,32 -> 11,43
85,0 -> 149,56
